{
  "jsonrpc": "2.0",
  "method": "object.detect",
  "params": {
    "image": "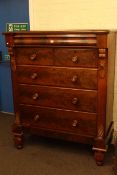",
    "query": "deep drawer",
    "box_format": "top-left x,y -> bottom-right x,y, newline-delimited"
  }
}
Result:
20,105 -> 96,136
15,47 -> 98,68
17,66 -> 98,90
18,84 -> 97,113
